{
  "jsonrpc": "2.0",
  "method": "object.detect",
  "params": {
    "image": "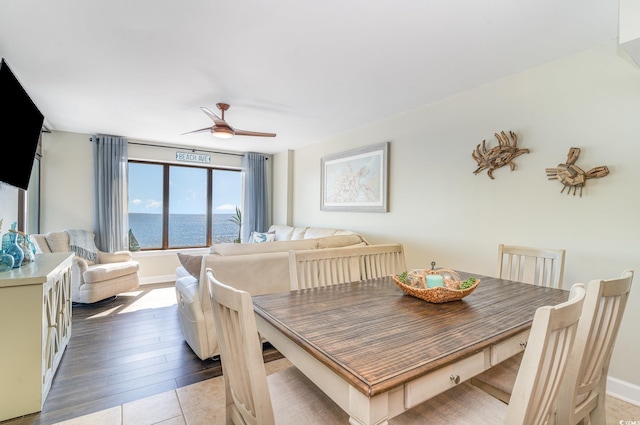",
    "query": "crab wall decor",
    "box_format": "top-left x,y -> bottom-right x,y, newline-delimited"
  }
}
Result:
472,131 -> 530,179
545,147 -> 609,197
